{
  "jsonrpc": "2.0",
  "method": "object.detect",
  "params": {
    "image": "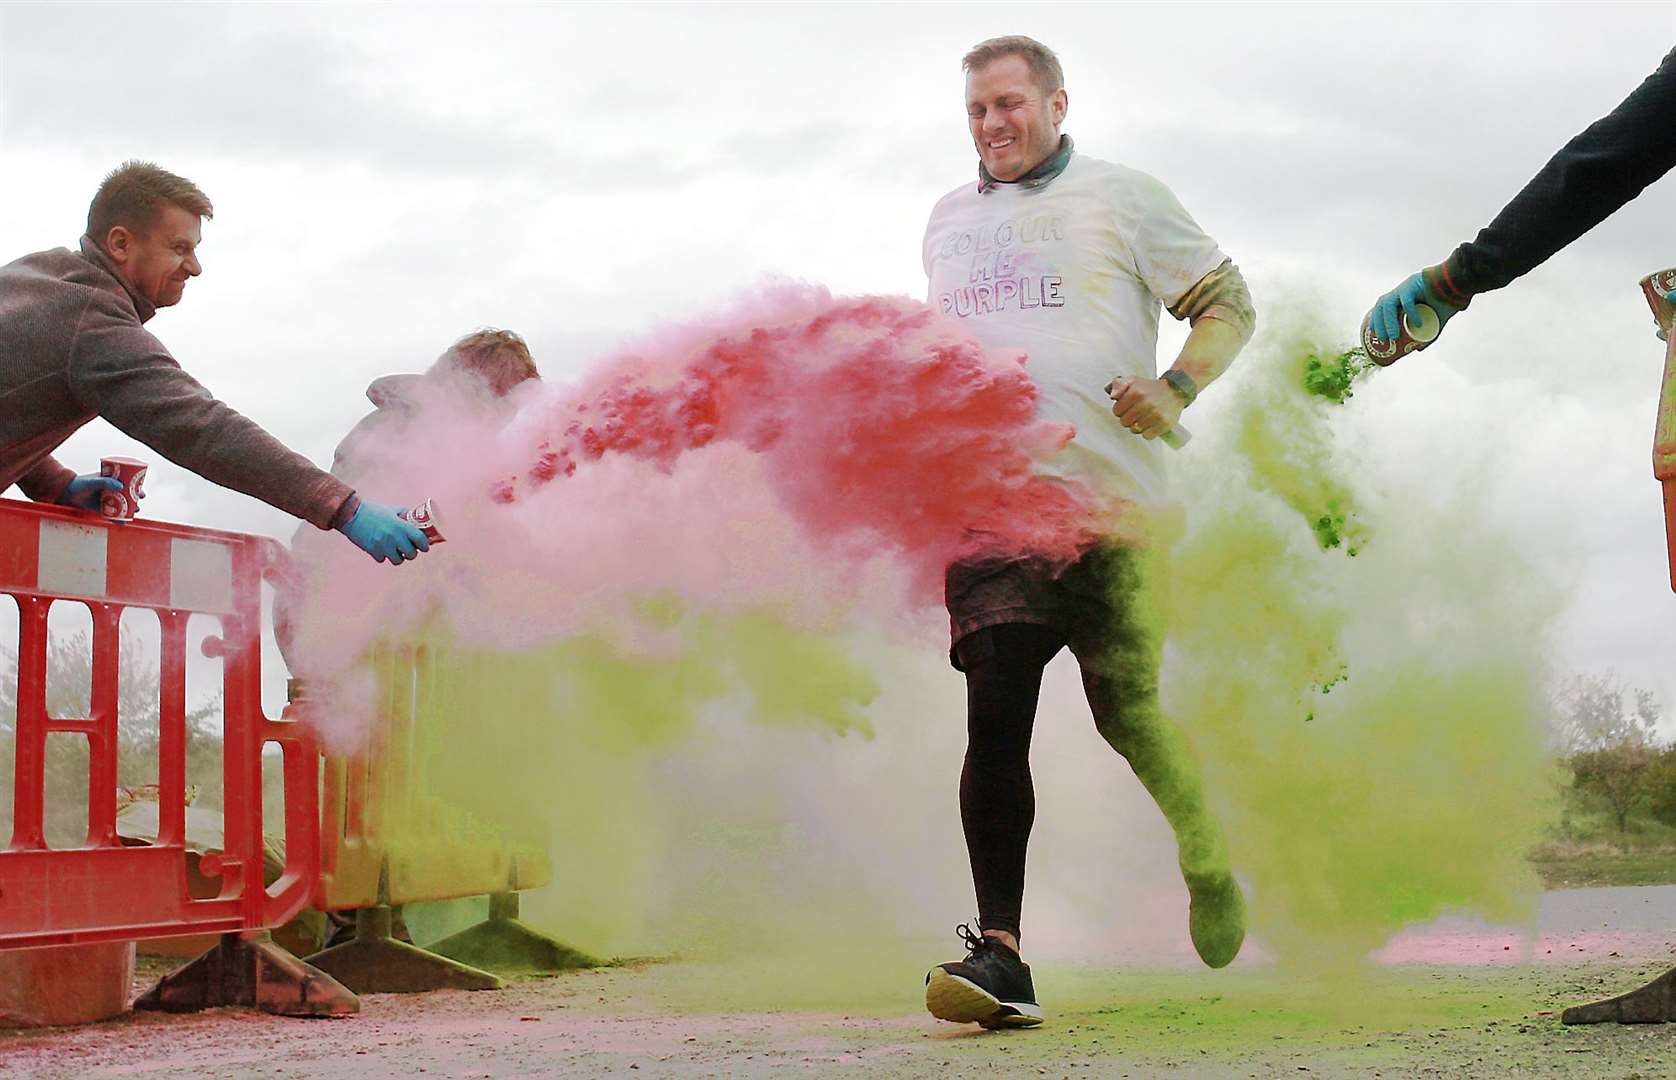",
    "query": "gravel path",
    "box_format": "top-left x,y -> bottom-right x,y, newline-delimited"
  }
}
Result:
5,888 -> 1676,1079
